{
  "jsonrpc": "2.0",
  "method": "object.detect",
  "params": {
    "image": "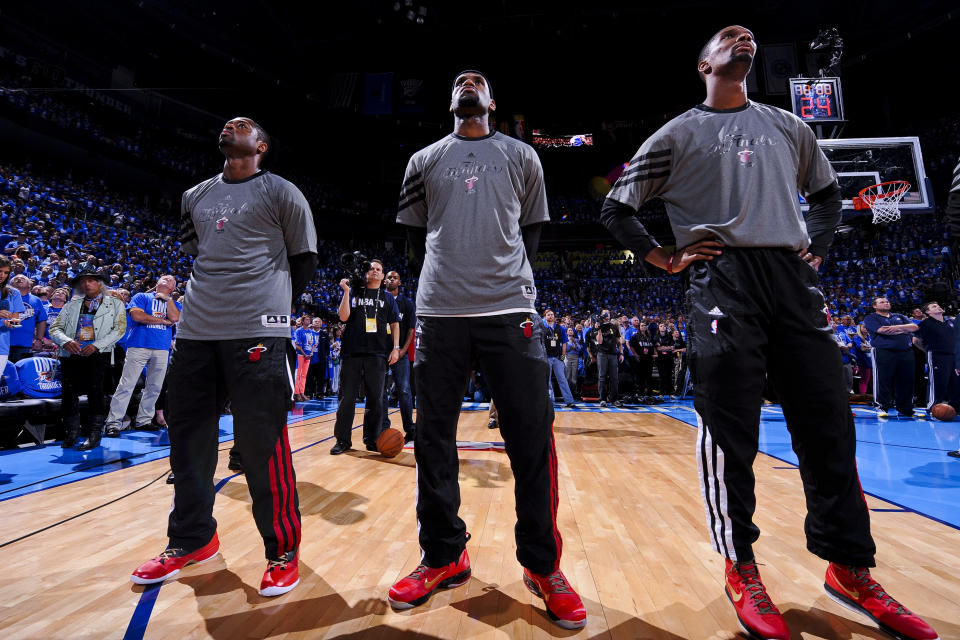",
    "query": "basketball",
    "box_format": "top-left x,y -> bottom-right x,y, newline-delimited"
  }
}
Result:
930,403 -> 956,421
376,428 -> 405,457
